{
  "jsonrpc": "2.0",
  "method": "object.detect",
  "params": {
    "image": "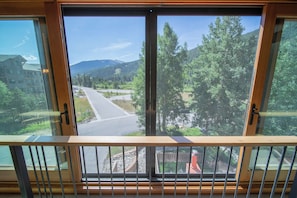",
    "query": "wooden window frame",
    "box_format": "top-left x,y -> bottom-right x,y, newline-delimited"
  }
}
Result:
240,3 -> 297,182
0,0 -> 297,193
